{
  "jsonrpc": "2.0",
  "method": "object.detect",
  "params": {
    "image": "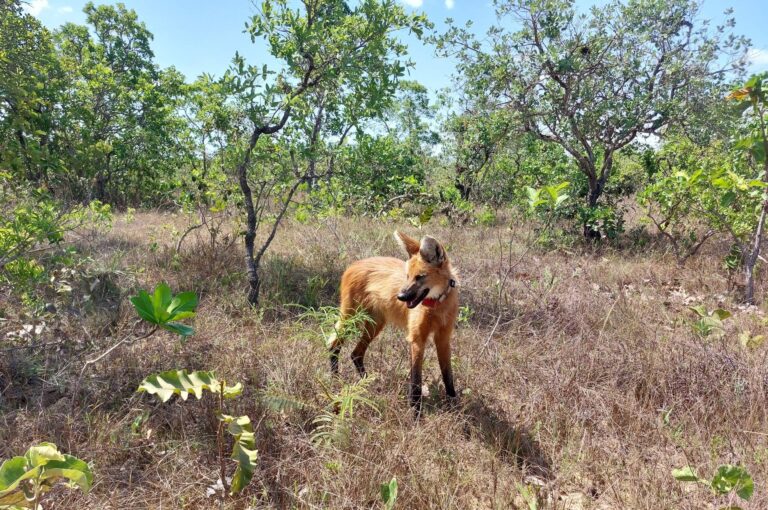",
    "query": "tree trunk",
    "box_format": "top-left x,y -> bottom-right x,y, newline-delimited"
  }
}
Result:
744,193 -> 768,305
454,165 -> 471,200
243,213 -> 261,305
582,155 -> 612,239
240,162 -> 261,306
583,173 -> 603,239
745,102 -> 768,304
